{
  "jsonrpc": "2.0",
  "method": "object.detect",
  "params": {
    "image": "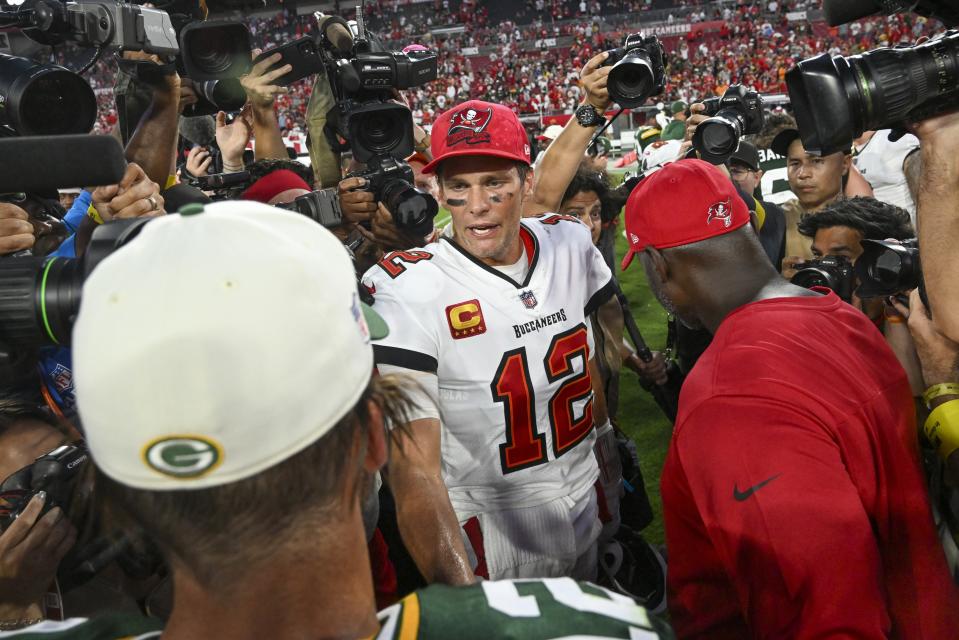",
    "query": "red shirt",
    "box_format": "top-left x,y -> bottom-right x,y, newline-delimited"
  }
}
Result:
663,292 -> 959,639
